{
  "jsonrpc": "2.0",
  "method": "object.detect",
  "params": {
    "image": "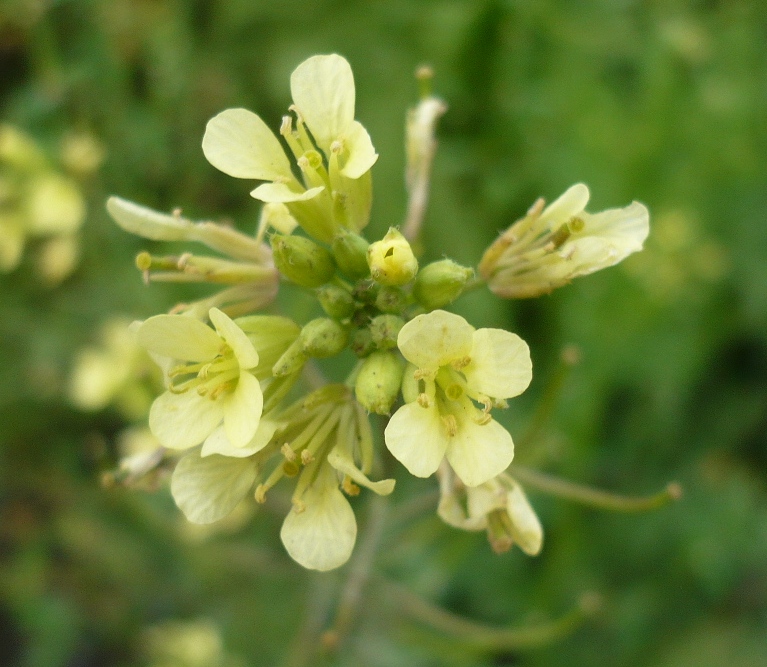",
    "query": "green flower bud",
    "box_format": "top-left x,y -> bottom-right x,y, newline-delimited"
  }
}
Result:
235,315 -> 301,378
272,337 -> 307,377
369,314 -> 405,350
352,278 -> 379,304
300,318 -> 348,358
367,228 -> 418,286
354,350 -> 404,415
350,327 -> 376,357
375,285 -> 408,314
317,284 -> 356,320
331,229 -> 370,279
271,233 -> 335,288
413,259 -> 474,310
